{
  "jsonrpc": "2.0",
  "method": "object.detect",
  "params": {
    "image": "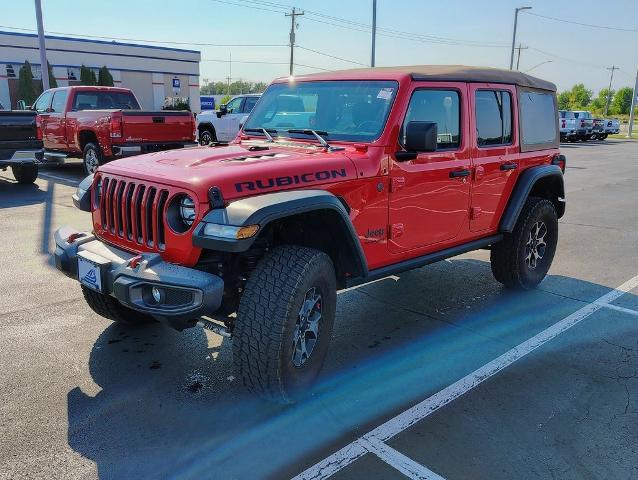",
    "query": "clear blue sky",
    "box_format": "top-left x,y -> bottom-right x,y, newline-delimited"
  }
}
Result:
3,0 -> 638,92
